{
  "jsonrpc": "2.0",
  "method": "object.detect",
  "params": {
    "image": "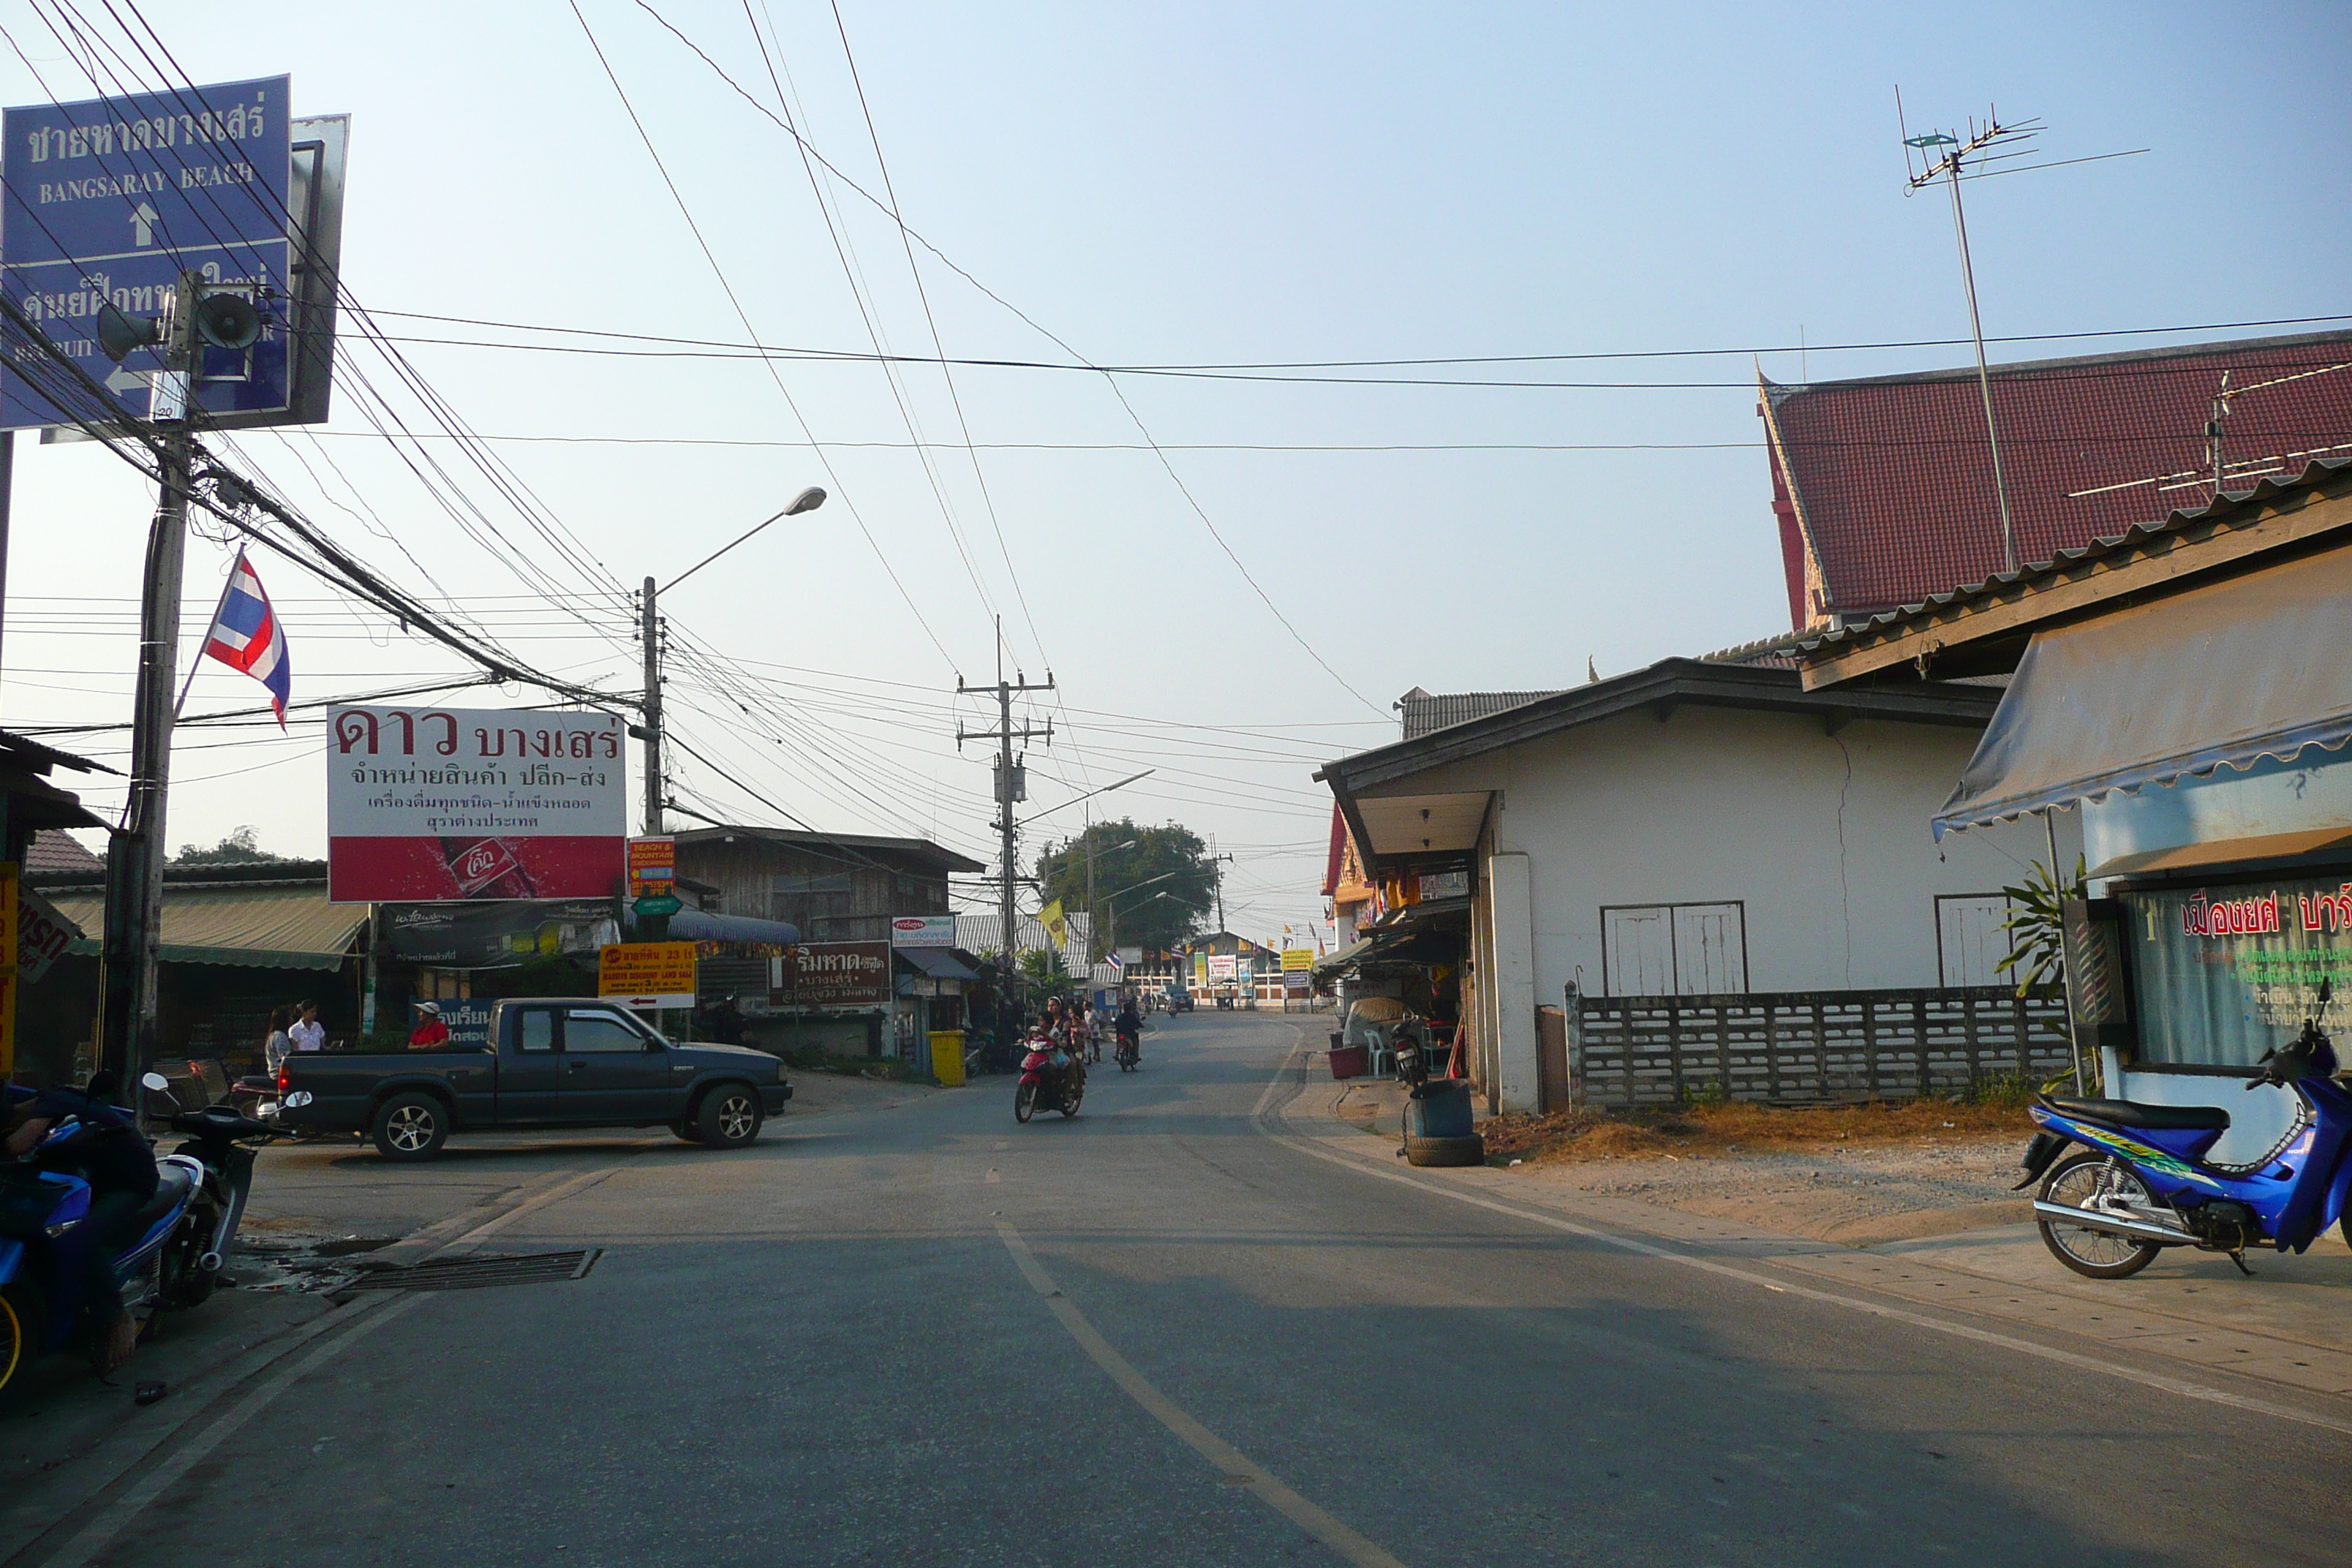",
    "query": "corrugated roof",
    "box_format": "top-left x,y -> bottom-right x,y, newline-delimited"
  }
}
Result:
50,883 -> 367,970
1763,329 -> 2352,627
1796,454 -> 2352,660
1398,690 -> 1565,739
